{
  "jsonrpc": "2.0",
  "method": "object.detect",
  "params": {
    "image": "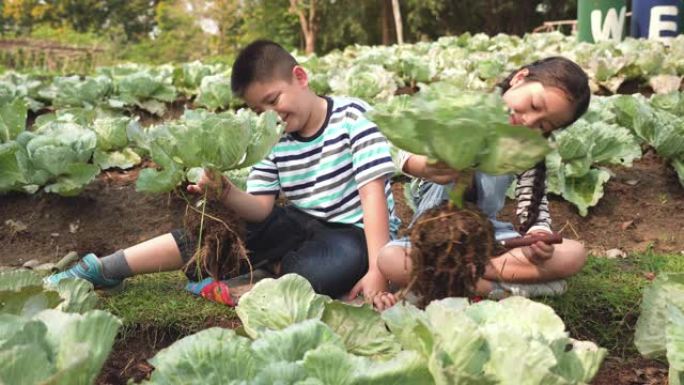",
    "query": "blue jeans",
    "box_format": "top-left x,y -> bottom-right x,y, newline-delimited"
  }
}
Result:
388,172 -> 520,248
172,205 -> 368,298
